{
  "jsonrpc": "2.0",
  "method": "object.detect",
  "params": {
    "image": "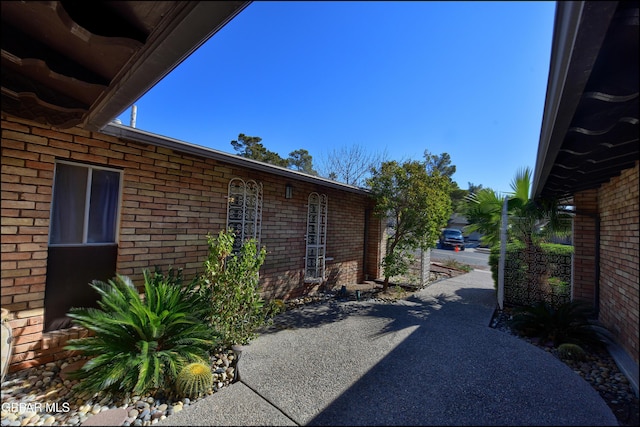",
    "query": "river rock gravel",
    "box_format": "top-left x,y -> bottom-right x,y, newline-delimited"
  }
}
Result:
1,348 -> 237,427
491,306 -> 639,427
